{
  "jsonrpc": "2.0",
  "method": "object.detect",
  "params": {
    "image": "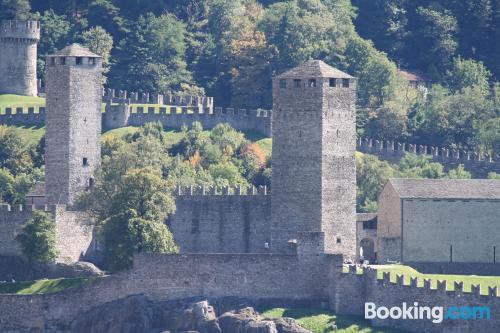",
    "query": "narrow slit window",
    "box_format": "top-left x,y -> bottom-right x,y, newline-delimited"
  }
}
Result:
83,157 -> 89,166
293,79 -> 301,88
